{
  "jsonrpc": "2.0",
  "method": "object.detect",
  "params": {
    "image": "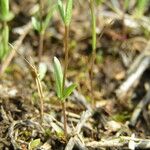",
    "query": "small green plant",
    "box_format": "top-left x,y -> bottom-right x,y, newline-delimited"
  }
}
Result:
53,57 -> 76,139
57,0 -> 74,139
0,0 -> 13,61
32,0 -> 56,61
89,0 -> 97,108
